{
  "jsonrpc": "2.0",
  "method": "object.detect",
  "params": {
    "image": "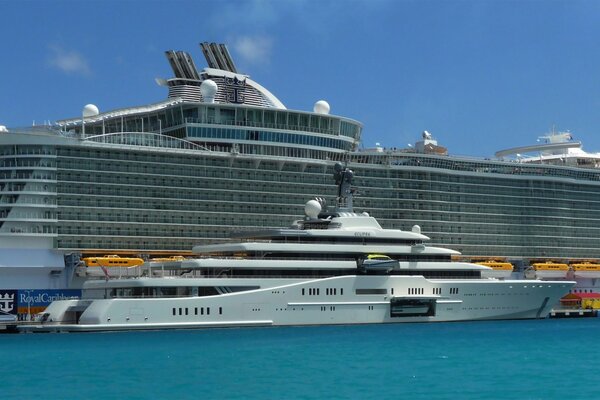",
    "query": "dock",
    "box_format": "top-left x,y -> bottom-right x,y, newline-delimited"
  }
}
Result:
549,308 -> 598,318
0,320 -> 41,333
